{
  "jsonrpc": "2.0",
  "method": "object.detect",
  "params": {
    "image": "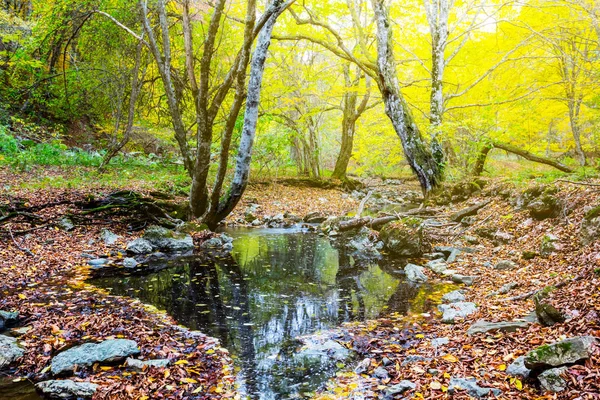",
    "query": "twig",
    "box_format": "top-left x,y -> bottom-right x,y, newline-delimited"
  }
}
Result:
8,226 -> 34,256
356,190 -> 373,218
